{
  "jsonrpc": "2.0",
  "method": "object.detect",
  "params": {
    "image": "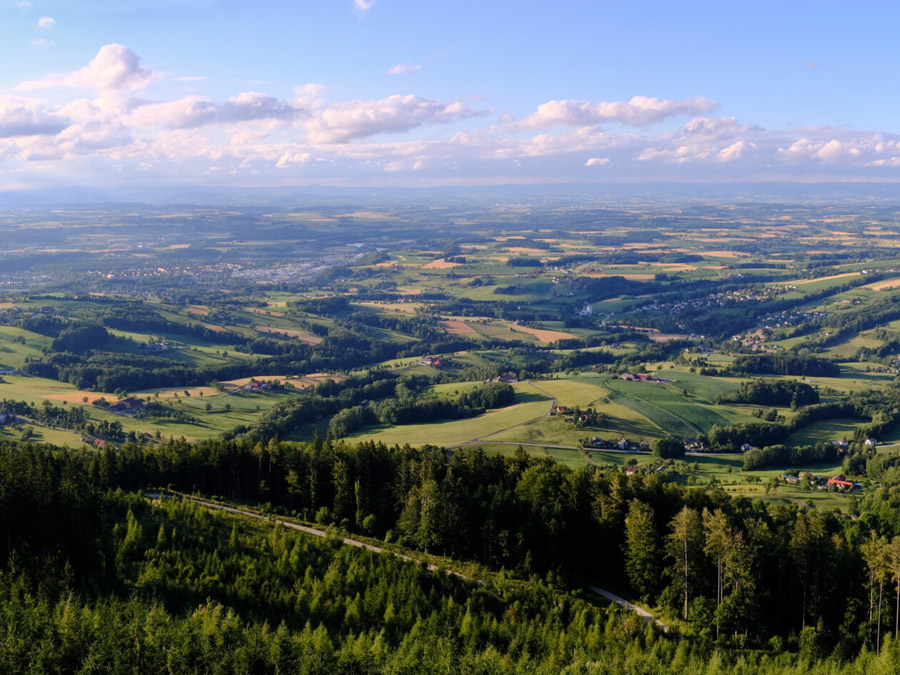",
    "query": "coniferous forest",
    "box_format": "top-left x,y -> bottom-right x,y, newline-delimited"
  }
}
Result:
6,437 -> 900,673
